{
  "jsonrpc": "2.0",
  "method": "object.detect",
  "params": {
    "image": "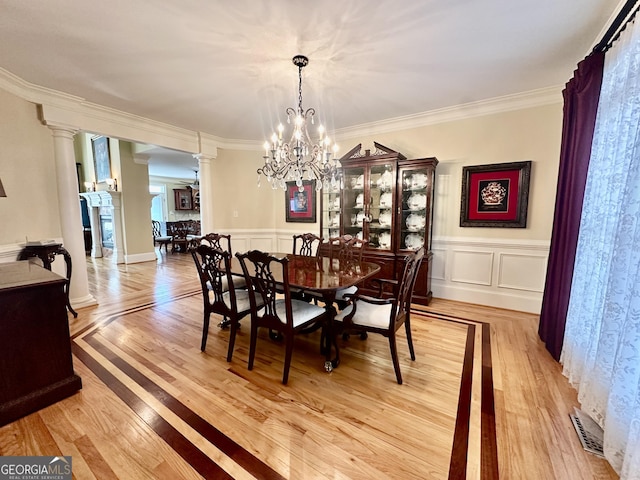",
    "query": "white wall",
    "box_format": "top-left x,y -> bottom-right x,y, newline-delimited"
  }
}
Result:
0,72 -> 562,313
